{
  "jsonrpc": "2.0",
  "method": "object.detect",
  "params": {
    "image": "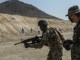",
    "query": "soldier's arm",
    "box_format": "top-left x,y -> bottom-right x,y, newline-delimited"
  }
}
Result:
28,39 -> 45,49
